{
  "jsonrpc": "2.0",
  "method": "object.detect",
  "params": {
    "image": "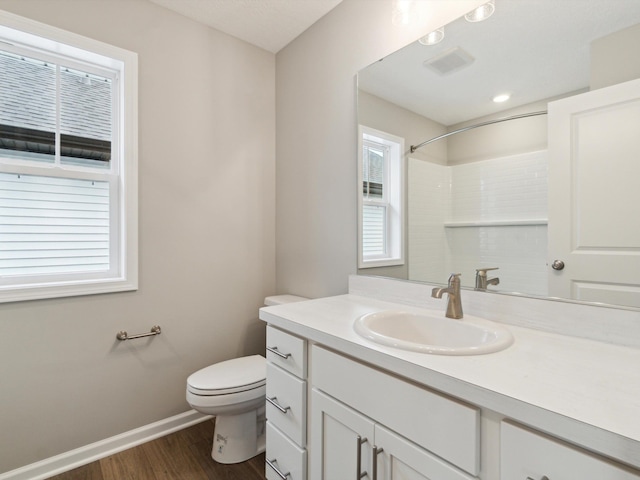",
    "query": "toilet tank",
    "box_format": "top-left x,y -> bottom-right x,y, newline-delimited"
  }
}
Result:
264,294 -> 308,306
